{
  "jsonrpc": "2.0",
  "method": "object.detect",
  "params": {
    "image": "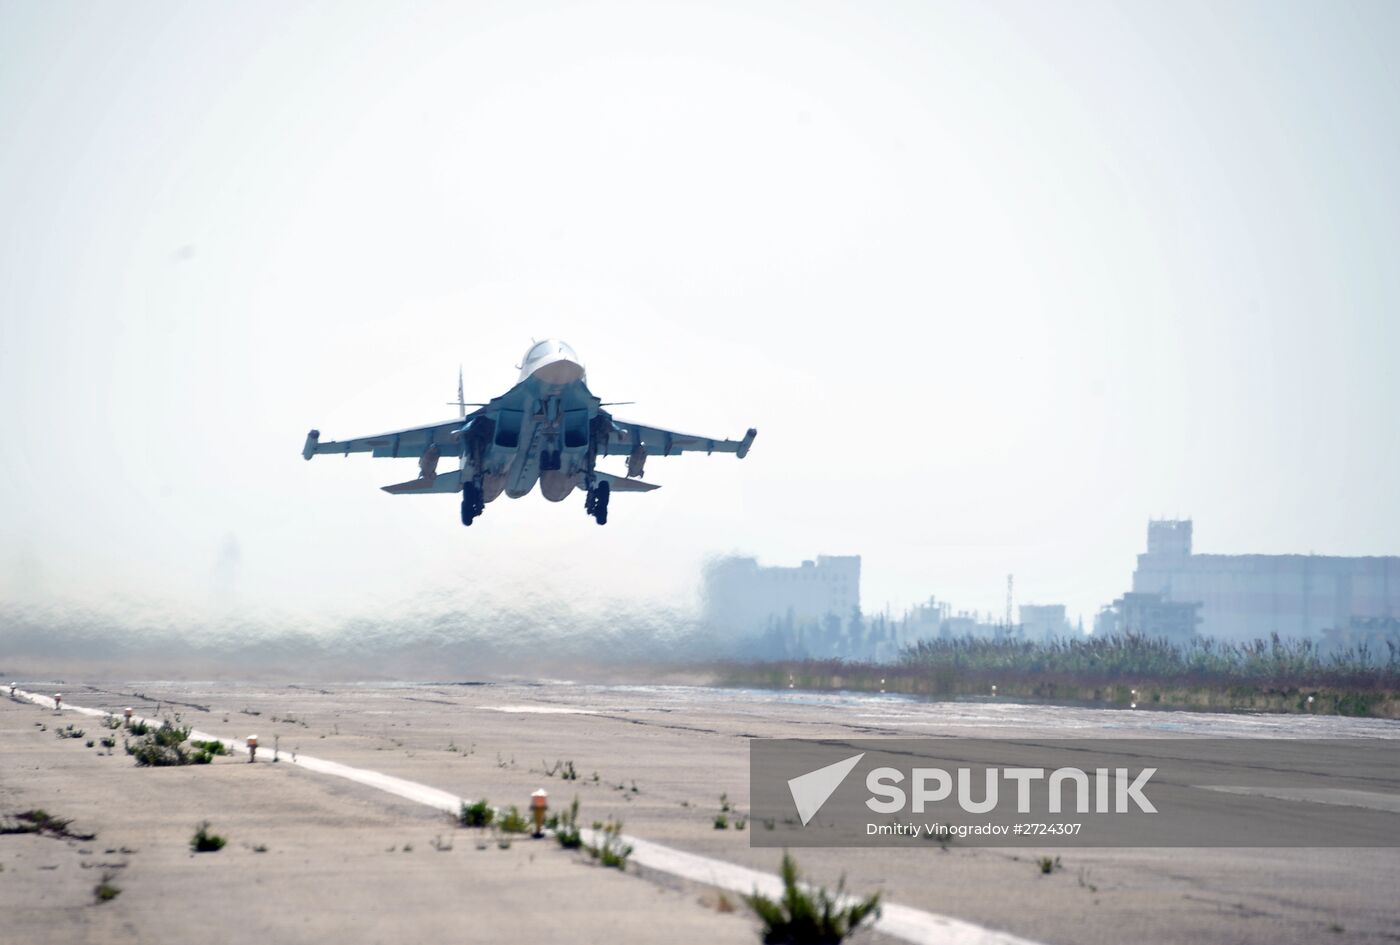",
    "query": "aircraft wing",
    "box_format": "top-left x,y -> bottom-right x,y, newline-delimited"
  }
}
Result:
599,419 -> 756,458
302,414 -> 479,460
